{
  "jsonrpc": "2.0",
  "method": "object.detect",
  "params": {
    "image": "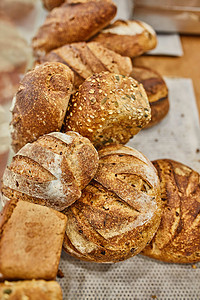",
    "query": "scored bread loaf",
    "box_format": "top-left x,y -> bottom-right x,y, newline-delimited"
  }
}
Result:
32,1 -> 117,57
91,19 -> 157,57
38,41 -> 133,89
2,132 -> 99,211
10,62 -> 74,153
63,72 -> 151,149
142,159 -> 200,263
63,144 -> 162,263
130,66 -> 169,128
